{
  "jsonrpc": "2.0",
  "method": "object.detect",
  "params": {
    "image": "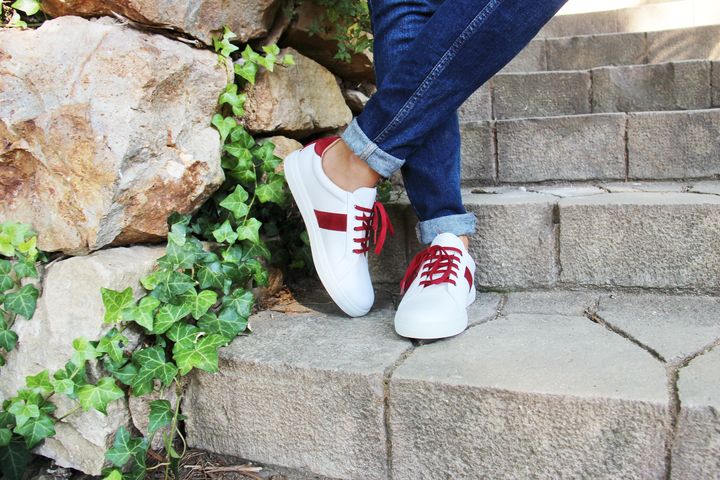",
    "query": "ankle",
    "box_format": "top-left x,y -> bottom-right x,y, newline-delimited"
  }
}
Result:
322,139 -> 381,191
458,235 -> 470,250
